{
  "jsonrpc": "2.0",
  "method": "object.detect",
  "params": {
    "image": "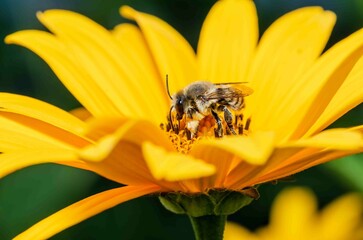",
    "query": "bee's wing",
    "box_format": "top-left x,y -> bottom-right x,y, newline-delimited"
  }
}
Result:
205,86 -> 253,100
235,85 -> 254,96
